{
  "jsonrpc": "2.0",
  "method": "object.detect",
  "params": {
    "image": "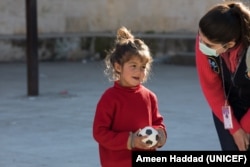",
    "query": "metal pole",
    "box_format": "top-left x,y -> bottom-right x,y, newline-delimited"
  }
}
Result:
25,0 -> 39,96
